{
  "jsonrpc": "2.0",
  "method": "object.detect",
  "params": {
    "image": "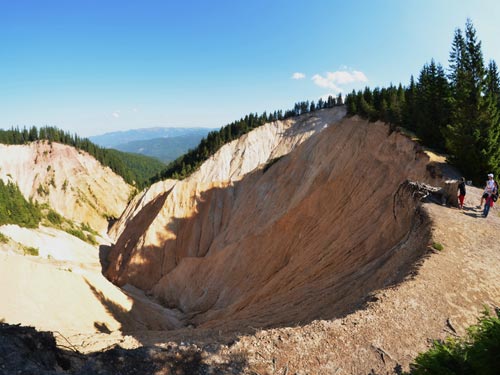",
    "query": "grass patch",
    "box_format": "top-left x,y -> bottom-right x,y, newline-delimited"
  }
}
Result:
46,209 -> 63,225
86,233 -> 98,245
22,245 -> 39,256
81,222 -> 98,236
0,232 -> 9,244
65,226 -> 98,245
41,208 -> 98,245
432,242 -> 444,251
405,309 -> 500,374
64,228 -> 87,242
